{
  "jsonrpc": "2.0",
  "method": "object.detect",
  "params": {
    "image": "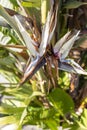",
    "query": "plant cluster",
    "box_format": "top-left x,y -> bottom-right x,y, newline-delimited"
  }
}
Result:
0,0 -> 87,130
